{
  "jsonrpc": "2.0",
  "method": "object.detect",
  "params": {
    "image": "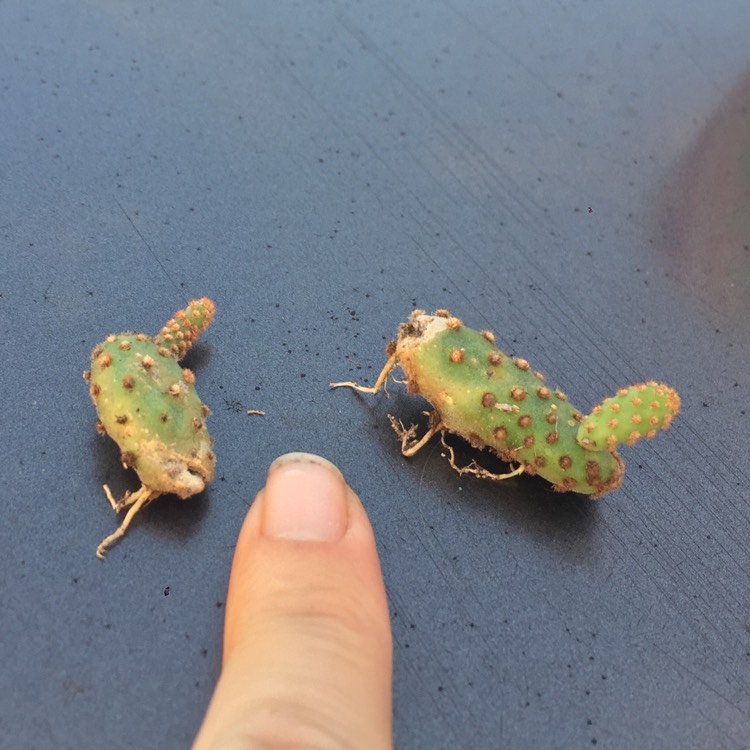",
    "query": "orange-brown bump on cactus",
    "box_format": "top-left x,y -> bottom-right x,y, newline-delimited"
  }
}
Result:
84,299 -> 216,559
331,309 -> 680,498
